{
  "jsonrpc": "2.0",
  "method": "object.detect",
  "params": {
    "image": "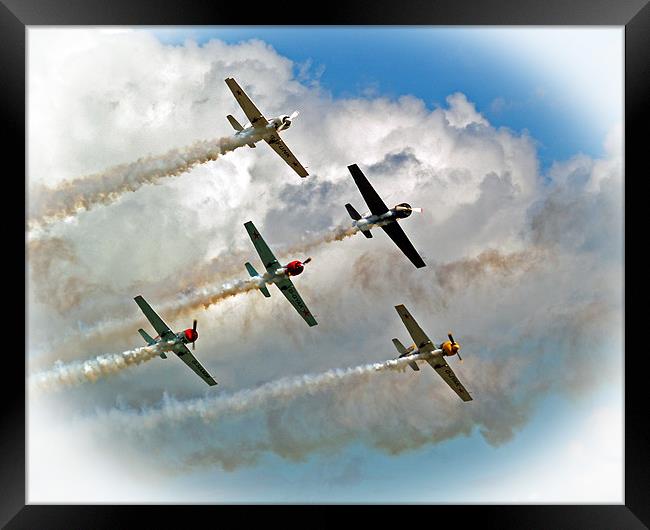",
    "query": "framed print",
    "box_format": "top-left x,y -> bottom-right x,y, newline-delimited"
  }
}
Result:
5,0 -> 648,526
